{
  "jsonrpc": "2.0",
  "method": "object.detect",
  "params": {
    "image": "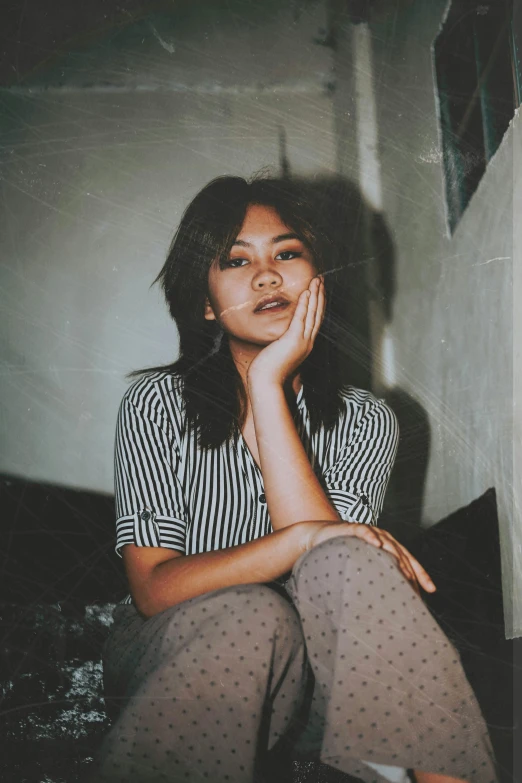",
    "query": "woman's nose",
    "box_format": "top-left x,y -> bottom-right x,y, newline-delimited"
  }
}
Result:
251,265 -> 283,290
